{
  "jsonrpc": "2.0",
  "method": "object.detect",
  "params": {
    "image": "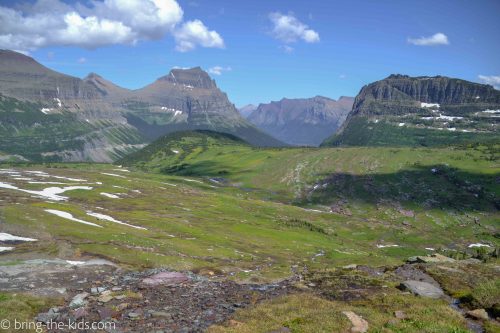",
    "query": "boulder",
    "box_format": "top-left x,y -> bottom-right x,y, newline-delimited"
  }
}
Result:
342,311 -> 369,333
141,272 -> 189,286
466,309 -> 489,321
69,292 -> 89,309
400,280 -> 444,298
